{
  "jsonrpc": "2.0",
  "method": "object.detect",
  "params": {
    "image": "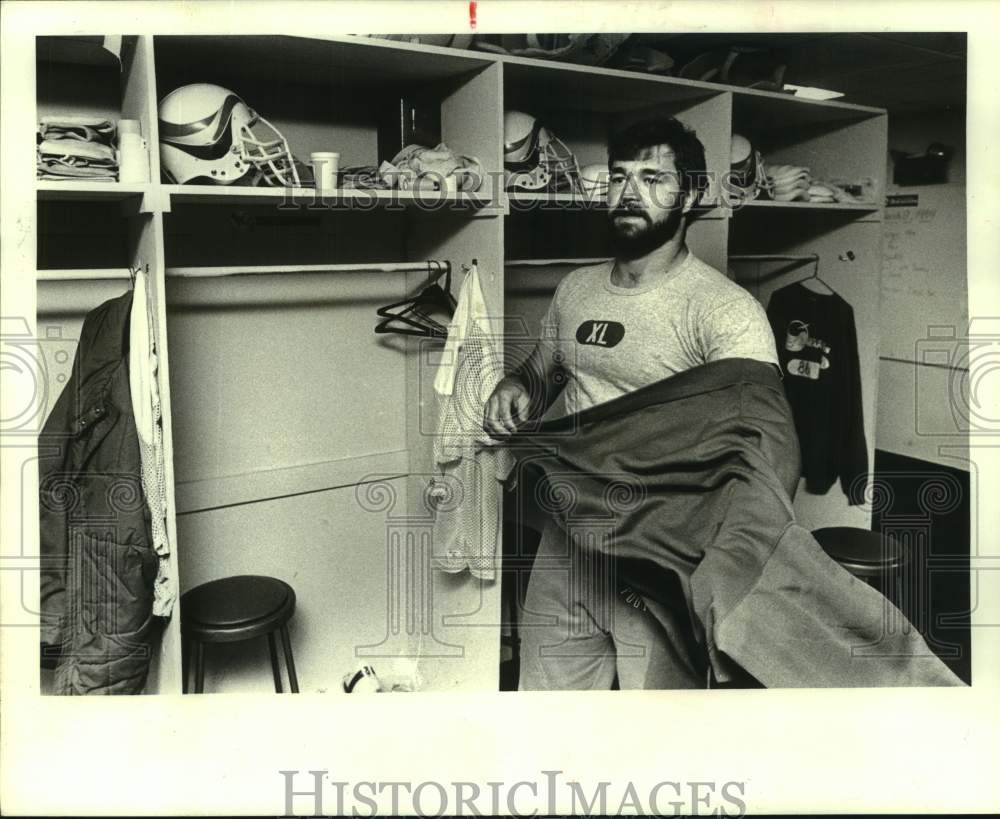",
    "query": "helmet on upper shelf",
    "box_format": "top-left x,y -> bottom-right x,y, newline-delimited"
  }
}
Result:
157,83 -> 300,187
503,110 -> 581,194
729,133 -> 766,202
